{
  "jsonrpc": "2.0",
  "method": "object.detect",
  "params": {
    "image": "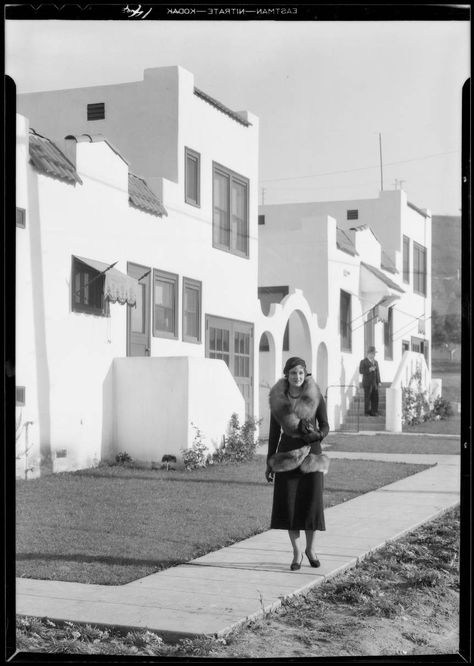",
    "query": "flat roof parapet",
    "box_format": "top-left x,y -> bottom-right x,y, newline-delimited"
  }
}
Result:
193,87 -> 252,127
